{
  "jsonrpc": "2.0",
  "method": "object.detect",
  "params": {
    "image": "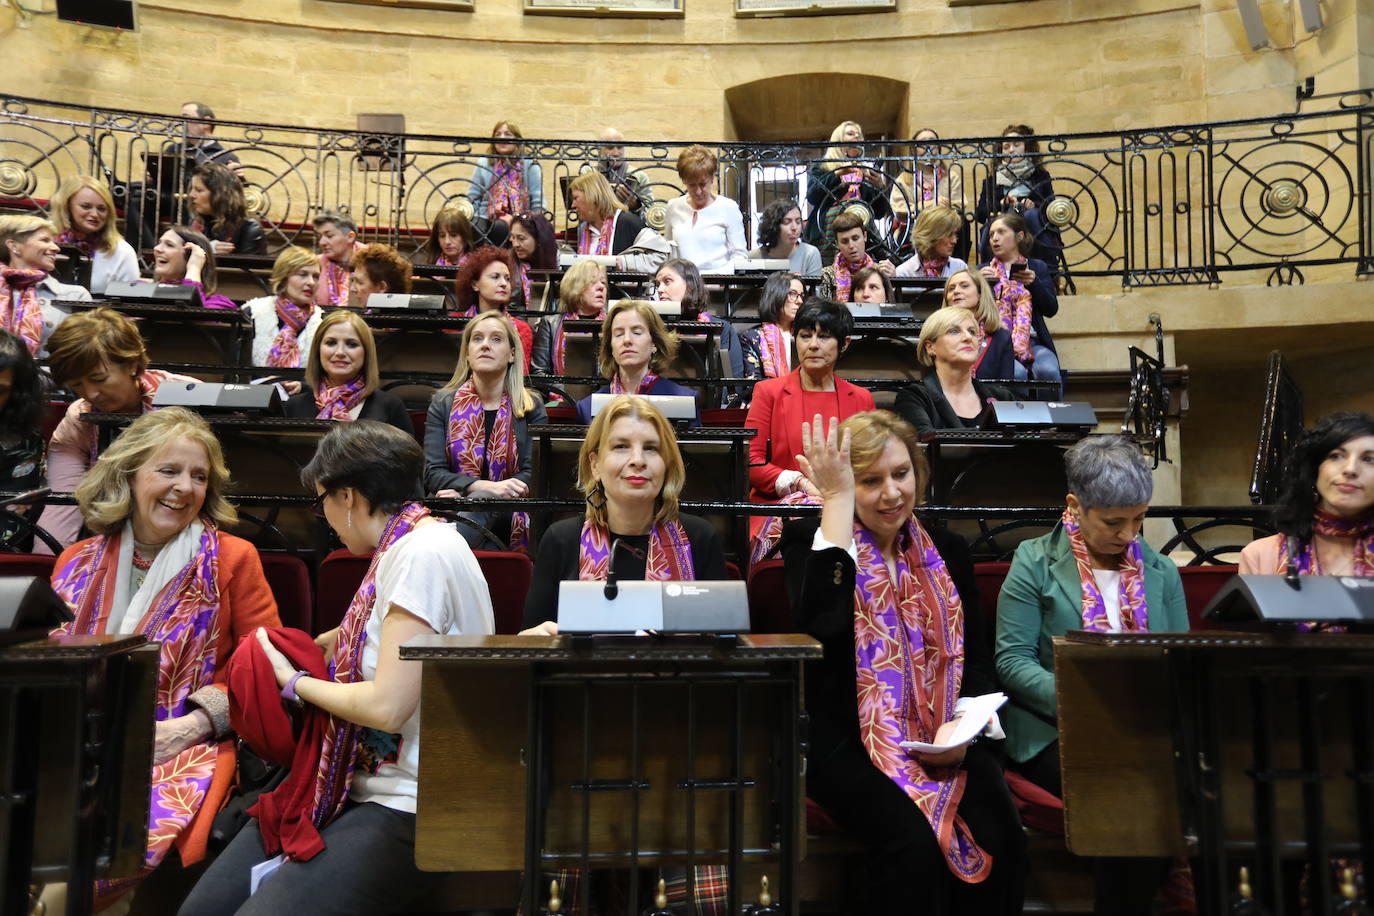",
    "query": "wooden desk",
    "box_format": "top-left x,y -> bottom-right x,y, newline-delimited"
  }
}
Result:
402,633 -> 820,916
0,635 -> 158,915
1054,630 -> 1374,916
65,300 -> 249,373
